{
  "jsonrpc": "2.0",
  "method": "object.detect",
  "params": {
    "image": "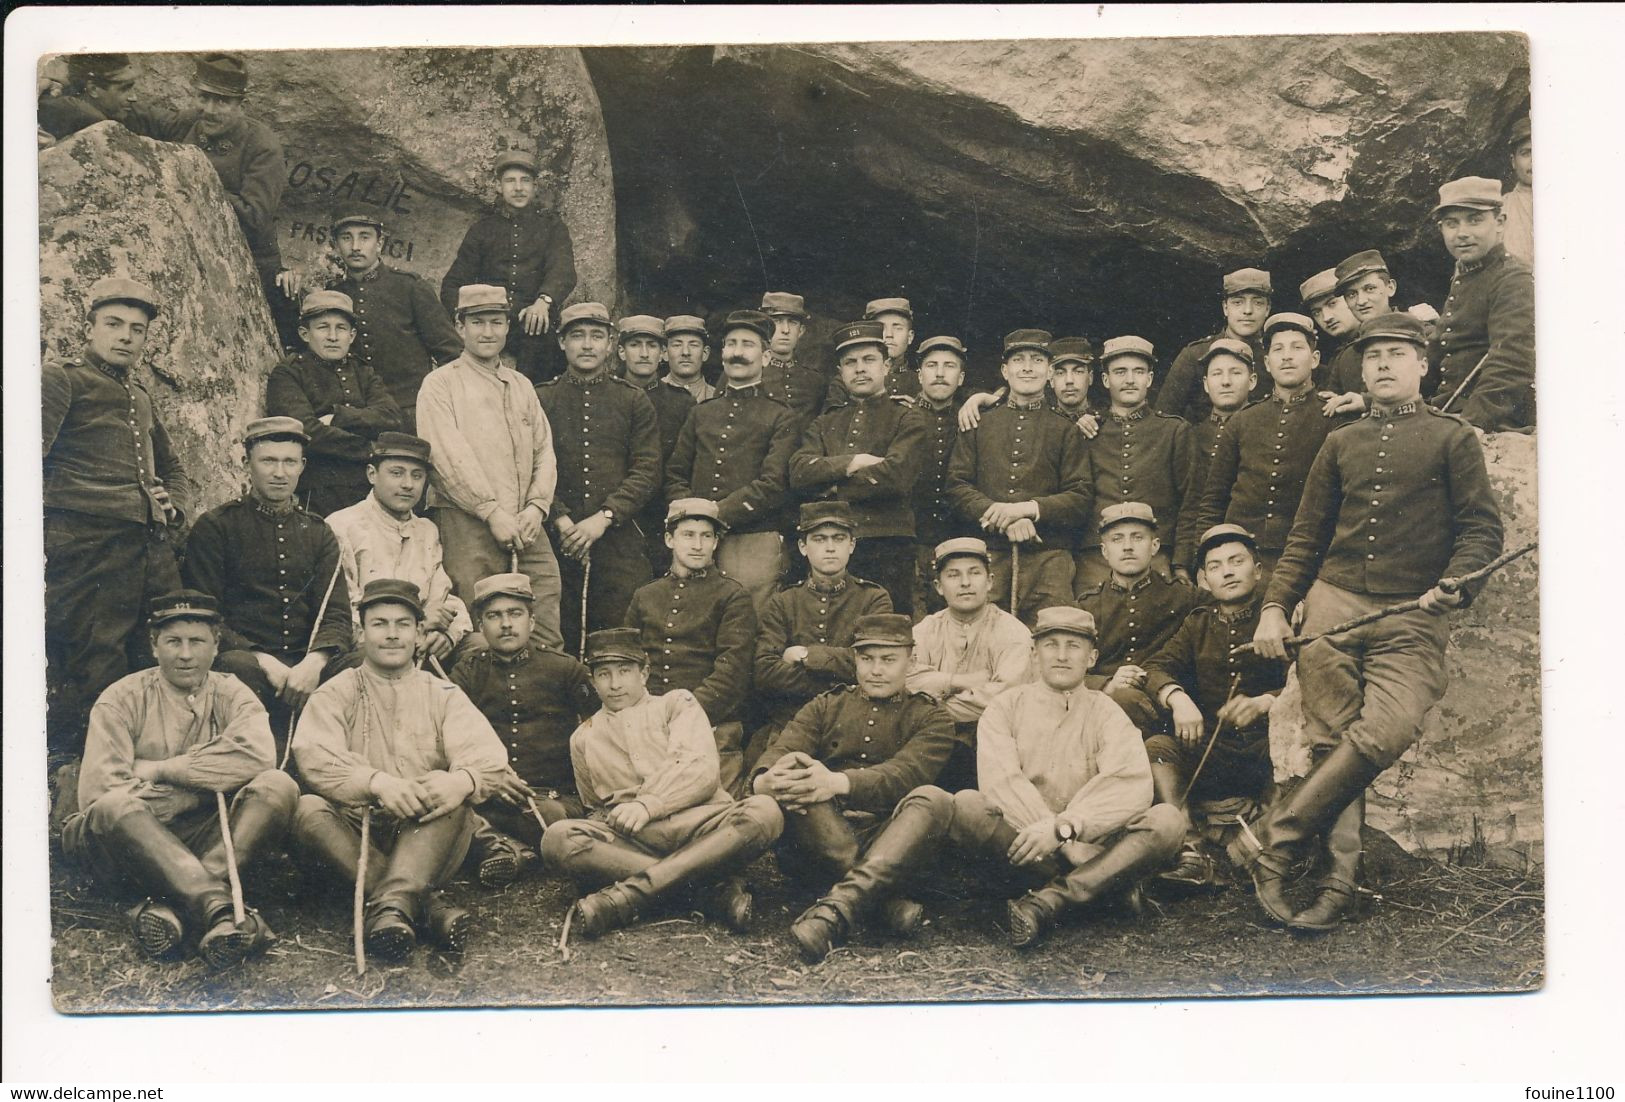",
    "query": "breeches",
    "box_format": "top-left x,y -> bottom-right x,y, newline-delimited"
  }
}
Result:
435,505 -> 563,652
988,547 -> 1074,627
557,523 -> 652,658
